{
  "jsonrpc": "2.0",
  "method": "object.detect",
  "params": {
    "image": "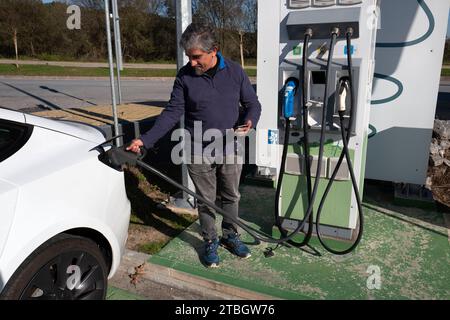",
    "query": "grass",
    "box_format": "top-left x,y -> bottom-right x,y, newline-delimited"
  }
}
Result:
1,55 -> 255,66
0,63 -> 257,77
1,54 -> 80,62
127,58 -> 177,64
125,167 -> 198,255
0,64 -> 177,77
129,210 -> 196,231
0,55 -> 177,64
442,68 -> 450,77
245,68 -> 256,77
138,240 -> 168,255
244,58 -> 257,66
